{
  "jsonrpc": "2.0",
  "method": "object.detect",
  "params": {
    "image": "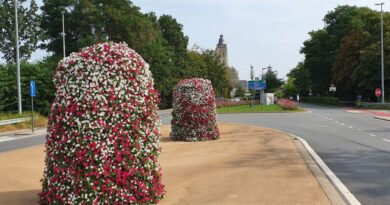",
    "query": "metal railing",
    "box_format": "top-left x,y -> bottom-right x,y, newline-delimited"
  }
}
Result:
0,117 -> 31,126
